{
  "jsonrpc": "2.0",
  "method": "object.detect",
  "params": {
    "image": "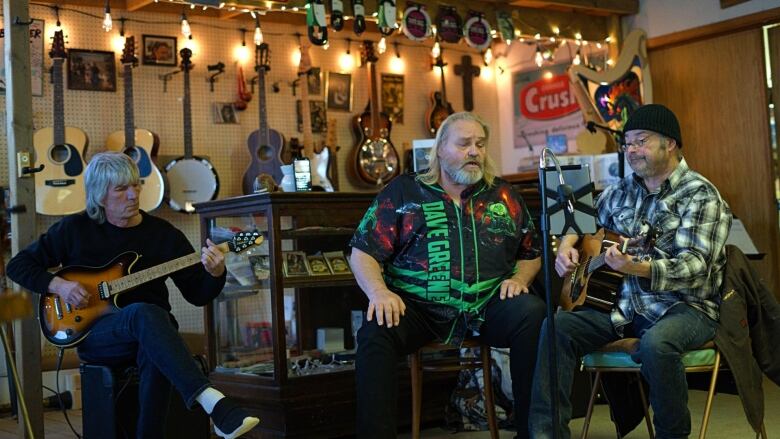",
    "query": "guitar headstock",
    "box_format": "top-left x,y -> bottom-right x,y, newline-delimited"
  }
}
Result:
49,30 -> 66,60
121,36 -> 138,67
256,43 -> 270,72
226,231 -> 264,253
298,43 -> 312,75
360,40 -> 378,66
180,48 -> 193,71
